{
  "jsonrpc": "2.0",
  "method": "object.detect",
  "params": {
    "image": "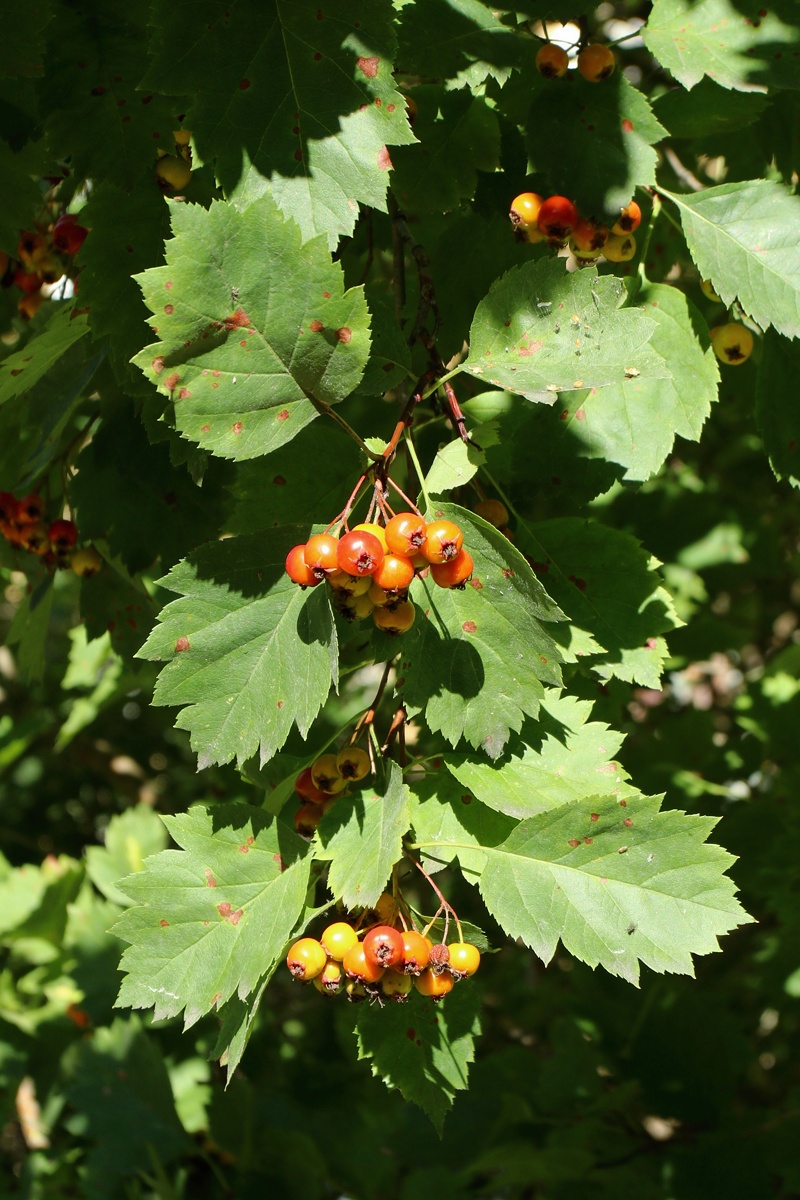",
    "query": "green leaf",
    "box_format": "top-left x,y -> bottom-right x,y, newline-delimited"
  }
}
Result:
65,1016 -> 189,1198
643,0 -> 800,94
409,770 -> 516,879
79,556 -> 159,663
71,406 -> 232,574
40,0 -> 187,191
0,305 -> 90,405
517,517 -> 682,687
756,329 -> 800,488
6,574 -> 54,684
391,87 -> 500,214
464,258 -> 666,404
138,530 -> 338,769
398,503 -> 564,757
553,281 -> 718,481
0,854 -> 83,943
229,420 -> 362,533
420,793 -> 753,984
132,194 -> 371,460
77,182 -> 171,388
146,0 -> 415,248
397,0 -> 530,88
315,762 -> 411,908
354,984 -> 481,1132
653,77 -> 770,139
526,75 -> 666,217
446,691 -> 631,820
661,181 -> 800,339
113,804 -> 312,1024
86,806 -> 169,907
57,628 -> 125,750
0,138 -> 45,254
0,0 -> 53,78
423,422 -> 500,495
